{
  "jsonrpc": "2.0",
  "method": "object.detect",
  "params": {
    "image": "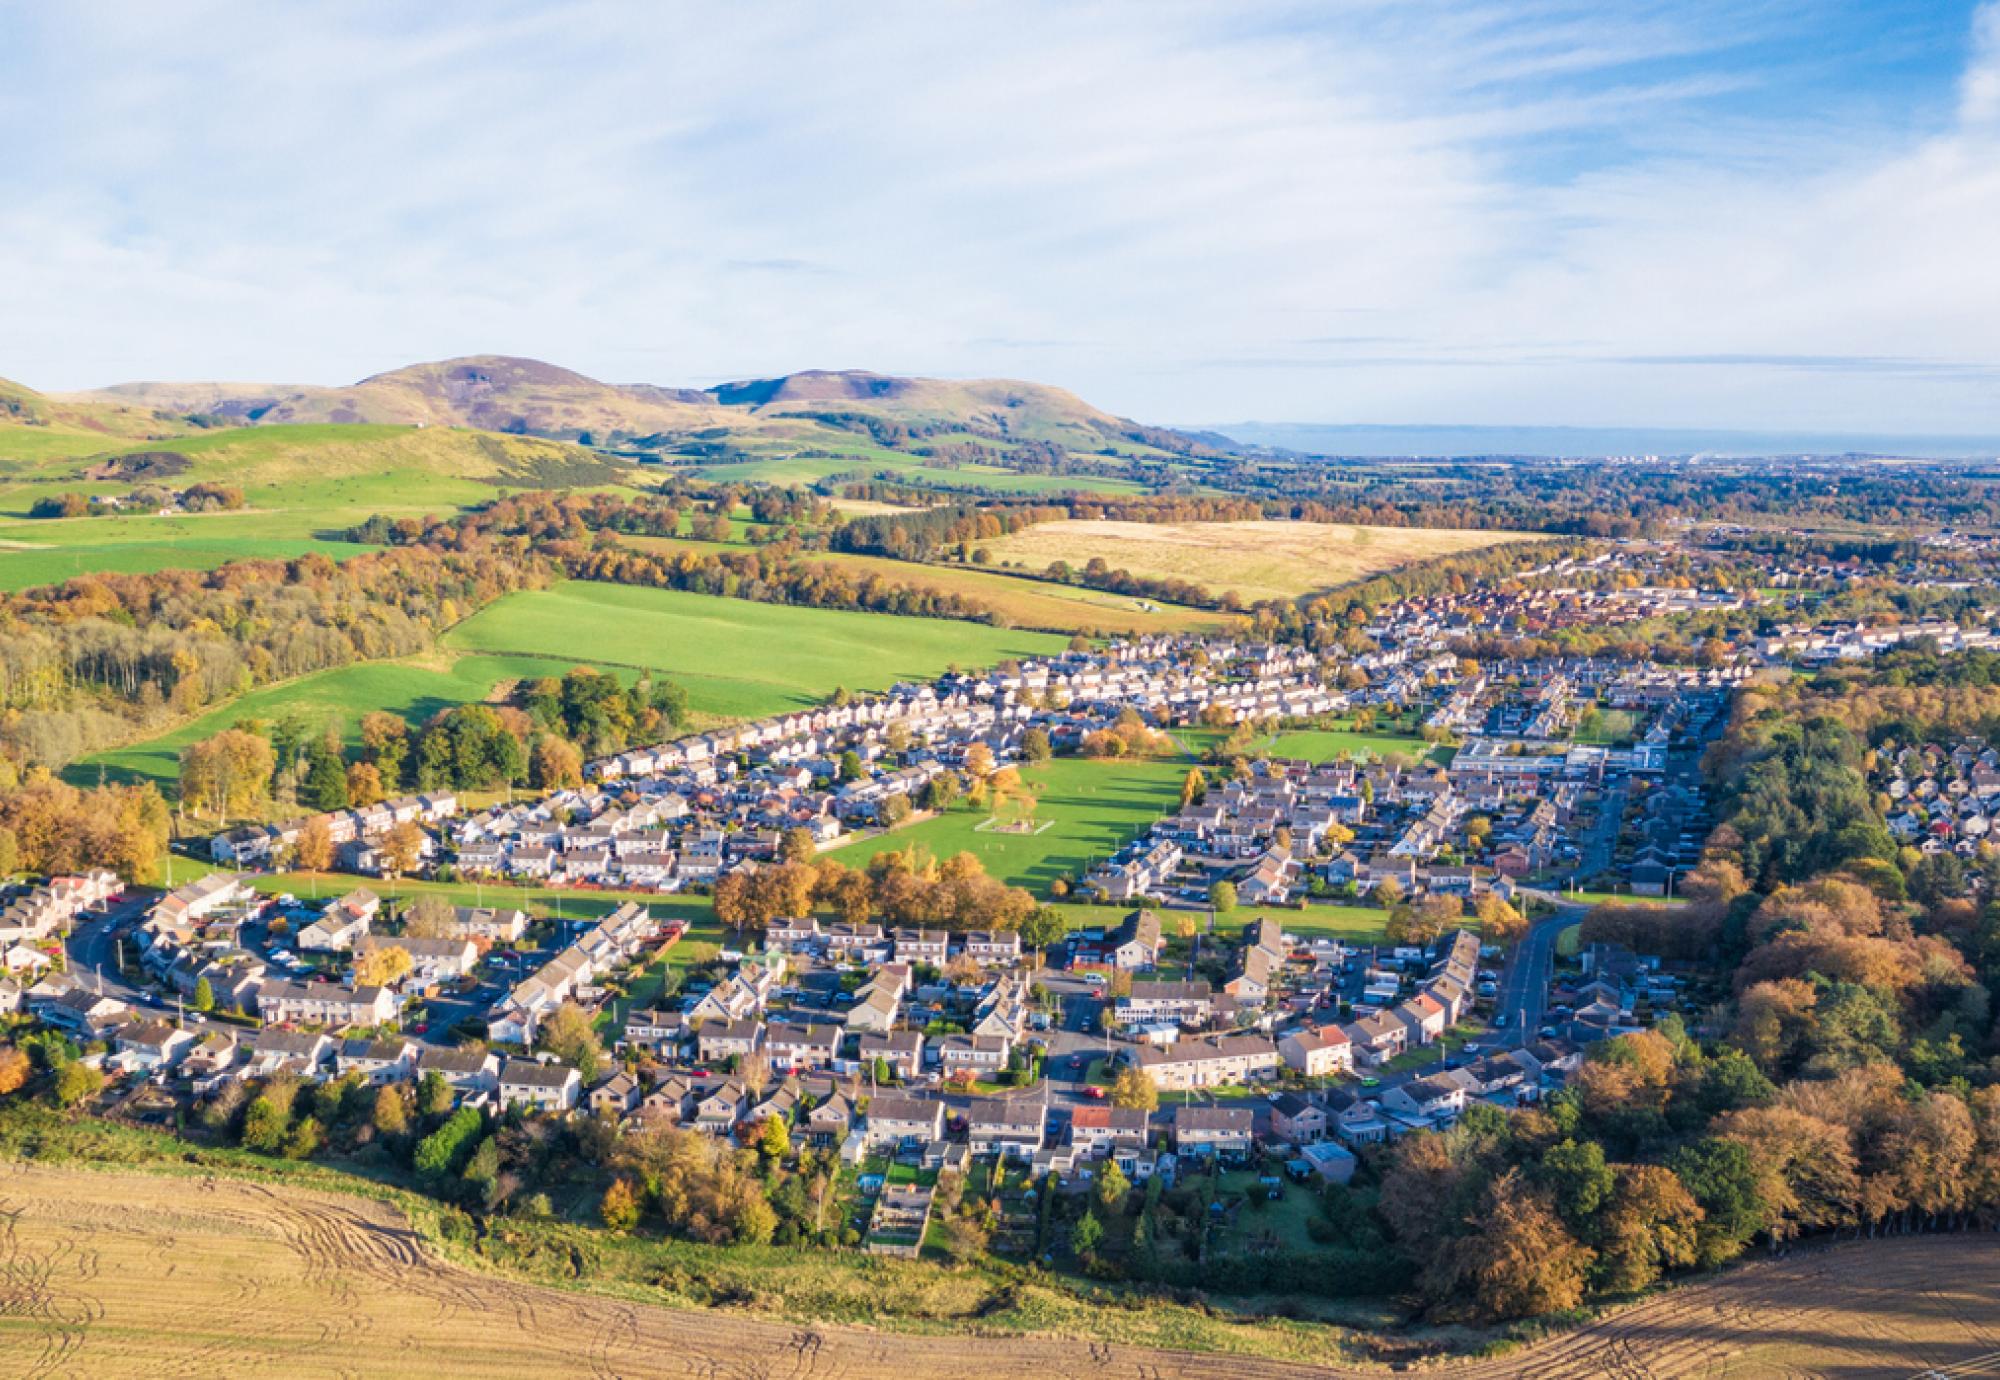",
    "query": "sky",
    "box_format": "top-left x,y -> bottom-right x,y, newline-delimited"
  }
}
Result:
3,0 -> 1999,434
